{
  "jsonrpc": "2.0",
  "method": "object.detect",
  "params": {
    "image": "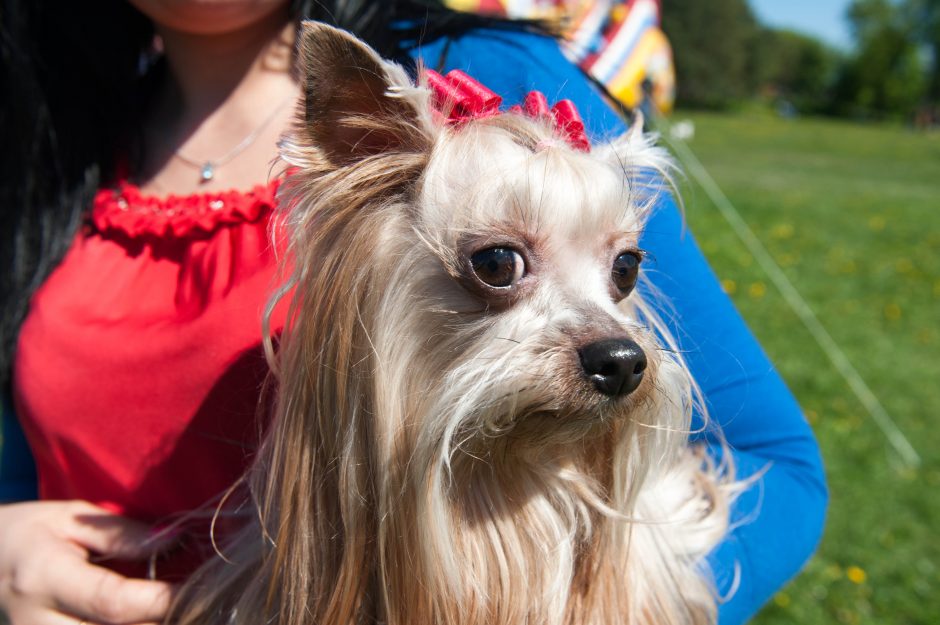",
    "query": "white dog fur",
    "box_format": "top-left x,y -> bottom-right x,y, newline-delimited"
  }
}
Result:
170,22 -> 736,625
